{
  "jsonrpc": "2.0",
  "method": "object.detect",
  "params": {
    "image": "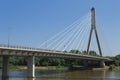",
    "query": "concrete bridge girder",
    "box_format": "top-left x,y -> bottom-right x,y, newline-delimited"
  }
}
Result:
2,50 -> 9,55
23,52 -> 28,55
